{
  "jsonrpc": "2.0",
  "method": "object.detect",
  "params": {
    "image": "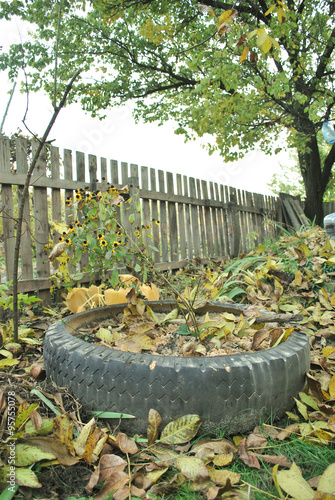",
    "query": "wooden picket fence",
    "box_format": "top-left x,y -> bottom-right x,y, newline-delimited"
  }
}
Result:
0,136 -> 280,297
